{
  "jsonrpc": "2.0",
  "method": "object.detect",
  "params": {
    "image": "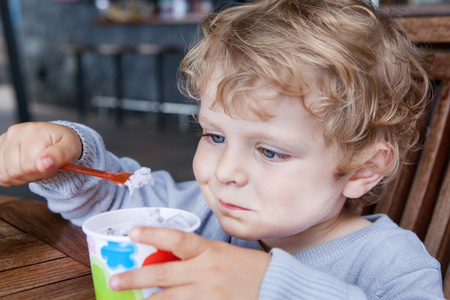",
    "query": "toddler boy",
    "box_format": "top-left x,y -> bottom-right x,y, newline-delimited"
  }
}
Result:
0,0 -> 444,298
